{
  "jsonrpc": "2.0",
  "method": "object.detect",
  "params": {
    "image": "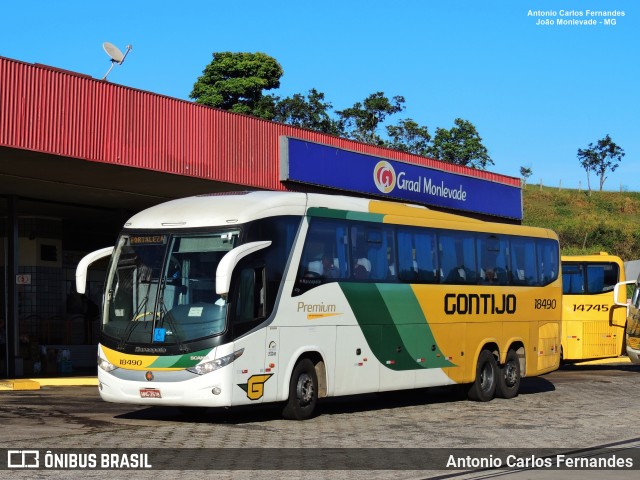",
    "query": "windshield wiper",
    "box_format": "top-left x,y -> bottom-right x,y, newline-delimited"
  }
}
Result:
157,300 -> 188,353
153,266 -> 189,352
117,282 -> 153,350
